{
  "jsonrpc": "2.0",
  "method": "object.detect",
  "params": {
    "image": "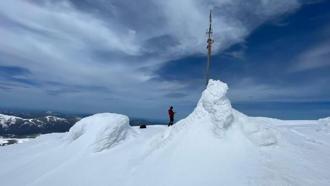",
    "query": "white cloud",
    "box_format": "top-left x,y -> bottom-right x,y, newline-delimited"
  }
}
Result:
290,40 -> 330,72
228,77 -> 330,102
